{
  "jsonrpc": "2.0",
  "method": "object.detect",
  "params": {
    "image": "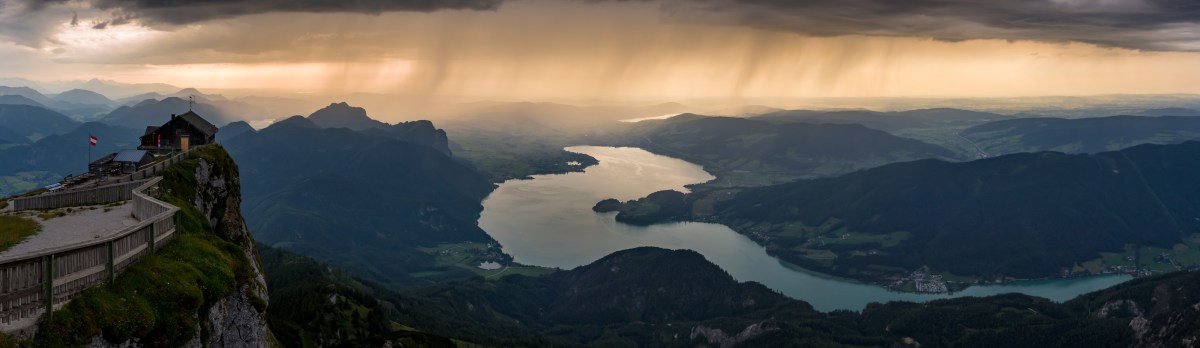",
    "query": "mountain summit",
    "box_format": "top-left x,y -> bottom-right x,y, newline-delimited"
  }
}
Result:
307,102 -> 388,131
